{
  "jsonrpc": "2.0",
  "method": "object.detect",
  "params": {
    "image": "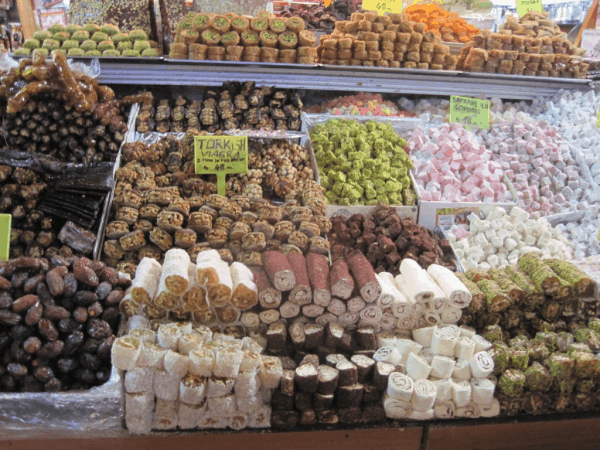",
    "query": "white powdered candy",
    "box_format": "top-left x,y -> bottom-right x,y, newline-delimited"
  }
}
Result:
179,373 -> 207,405
383,393 -> 413,419
153,370 -> 180,401
177,402 -> 206,430
469,351 -> 495,379
157,323 -> 182,351
112,337 -> 141,371
411,379 -> 437,411
406,353 -> 432,380
471,378 -> 495,405
152,399 -> 178,430
387,372 -> 414,402
452,380 -> 472,408
430,355 -> 455,379
125,367 -> 154,393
